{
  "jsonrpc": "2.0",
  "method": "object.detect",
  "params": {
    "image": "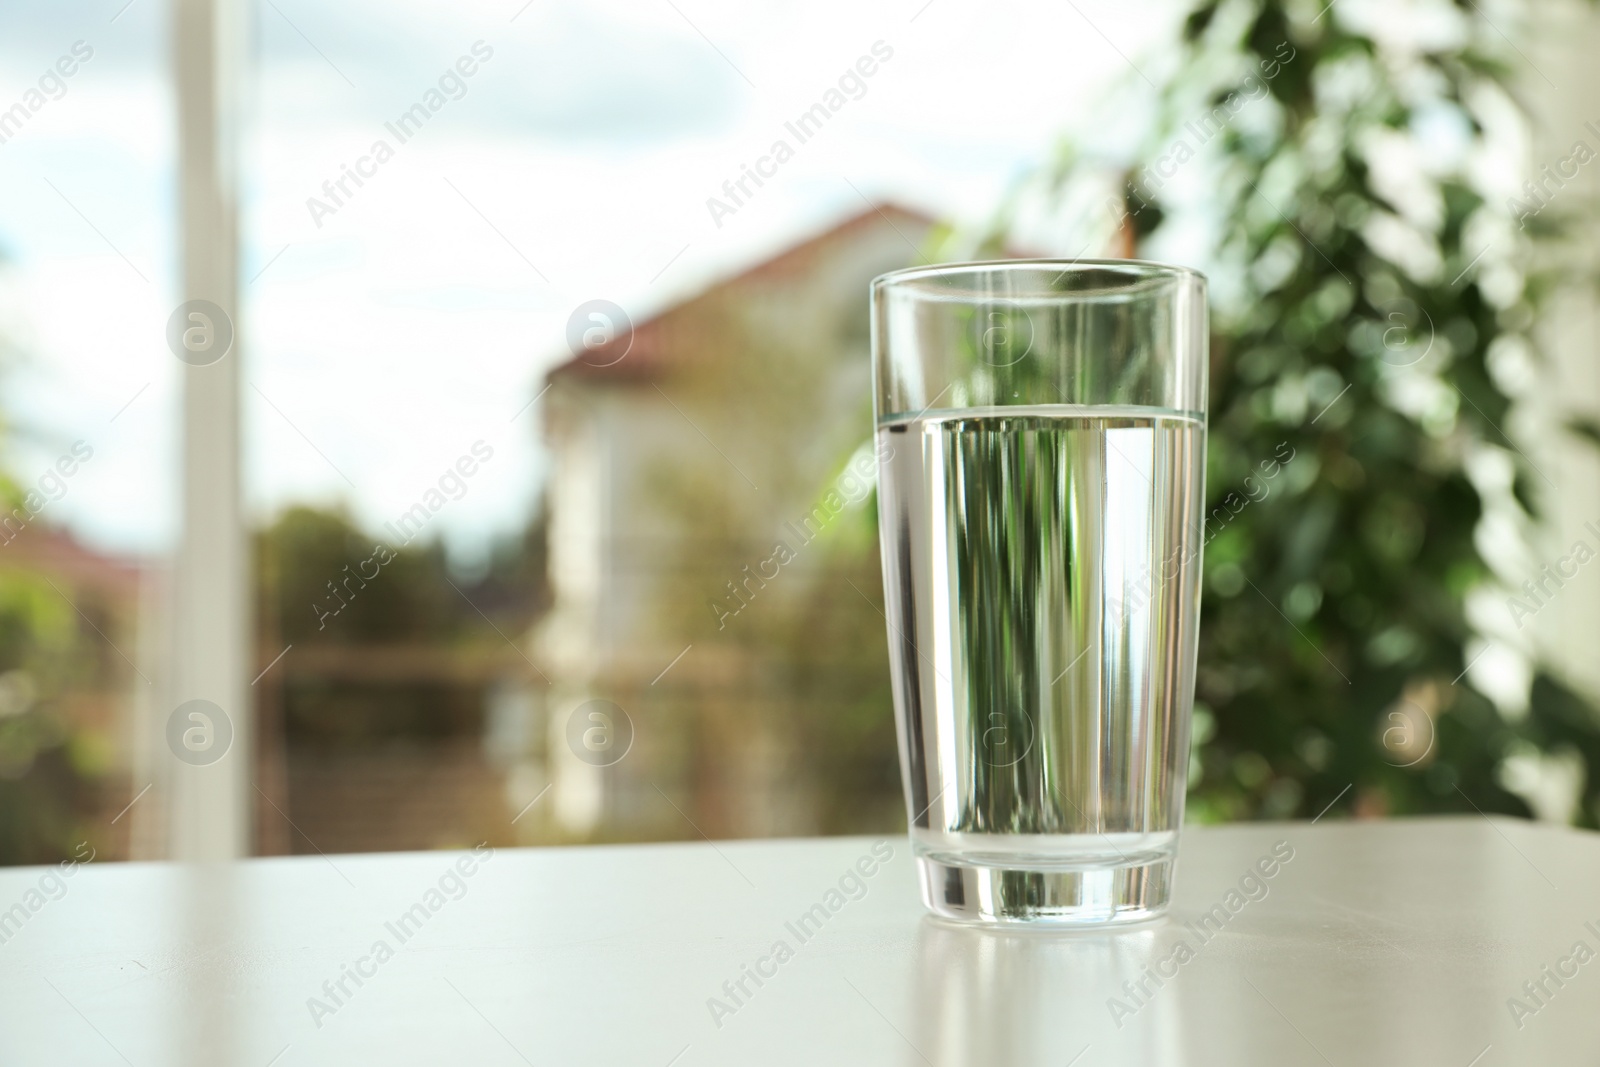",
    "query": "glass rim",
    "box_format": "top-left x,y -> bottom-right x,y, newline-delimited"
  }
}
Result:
871,258 -> 1204,301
